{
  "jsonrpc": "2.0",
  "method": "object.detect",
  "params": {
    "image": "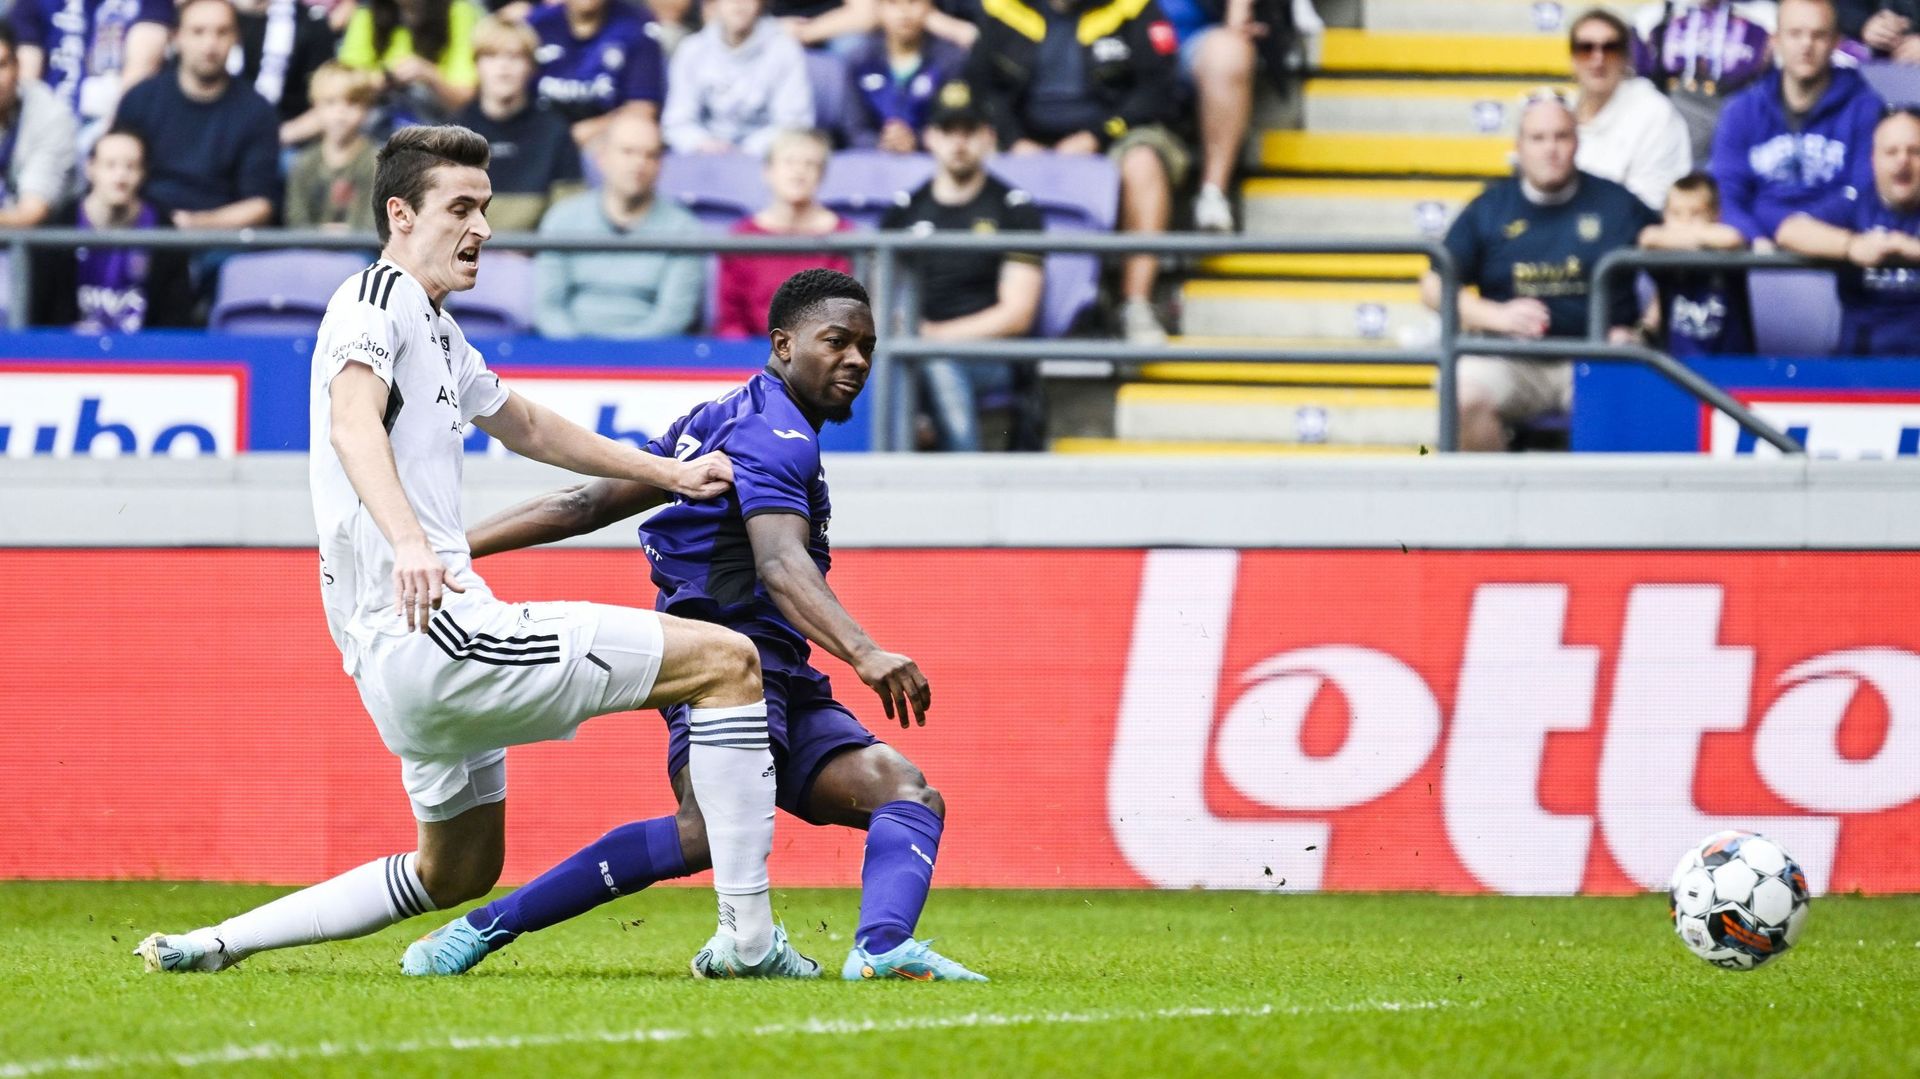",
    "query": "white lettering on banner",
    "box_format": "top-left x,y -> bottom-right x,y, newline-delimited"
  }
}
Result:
467,376 -> 747,456
1108,549 -> 1329,890
1215,647 -> 1440,811
1706,400 -> 1920,459
0,372 -> 239,458
1446,585 -> 1599,895
1597,585 -> 1838,893
1756,649 -> 1920,814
